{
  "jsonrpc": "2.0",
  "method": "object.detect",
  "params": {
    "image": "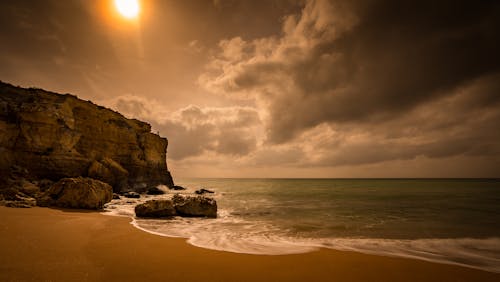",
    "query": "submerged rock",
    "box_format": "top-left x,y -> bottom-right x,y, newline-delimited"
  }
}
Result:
171,185 -> 186,191
135,199 -> 176,218
42,177 -> 112,209
123,191 -> 140,198
172,194 -> 217,218
195,188 -> 215,195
